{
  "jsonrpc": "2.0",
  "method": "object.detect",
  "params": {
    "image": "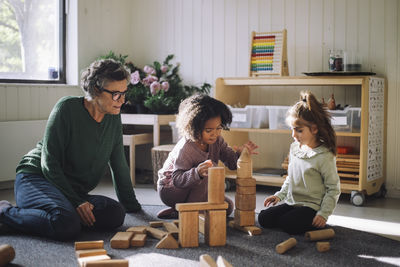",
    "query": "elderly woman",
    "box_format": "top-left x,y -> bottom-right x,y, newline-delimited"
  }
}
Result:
0,59 -> 141,240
